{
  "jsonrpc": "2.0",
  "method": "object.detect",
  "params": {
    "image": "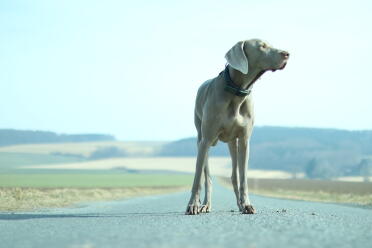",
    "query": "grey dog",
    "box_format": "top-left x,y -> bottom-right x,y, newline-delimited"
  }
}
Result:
186,39 -> 289,215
